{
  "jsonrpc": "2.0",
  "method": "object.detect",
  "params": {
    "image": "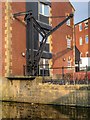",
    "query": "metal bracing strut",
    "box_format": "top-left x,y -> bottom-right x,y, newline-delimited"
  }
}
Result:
13,11 -> 73,76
